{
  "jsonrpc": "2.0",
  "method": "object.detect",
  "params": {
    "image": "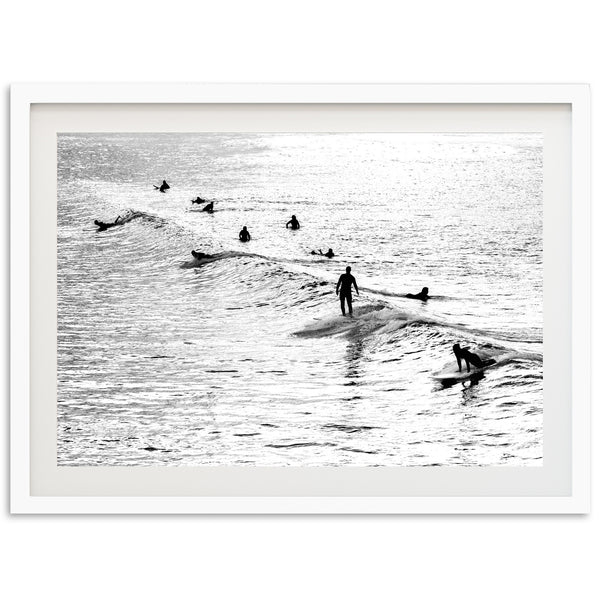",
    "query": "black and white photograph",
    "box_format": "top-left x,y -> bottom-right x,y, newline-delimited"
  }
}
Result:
57,131 -> 543,467
4,1 -> 598,597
